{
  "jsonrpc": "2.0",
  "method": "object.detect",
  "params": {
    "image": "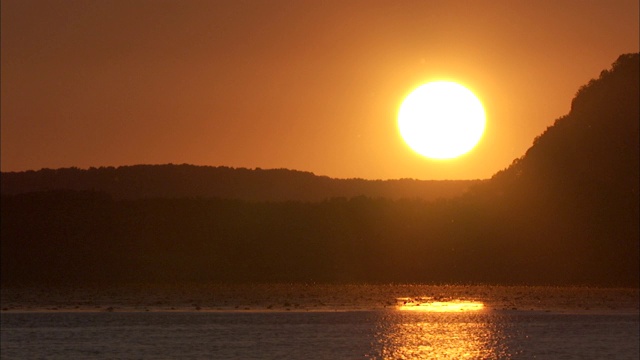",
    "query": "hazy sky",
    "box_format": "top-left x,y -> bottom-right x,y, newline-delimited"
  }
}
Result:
2,0 -> 638,180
